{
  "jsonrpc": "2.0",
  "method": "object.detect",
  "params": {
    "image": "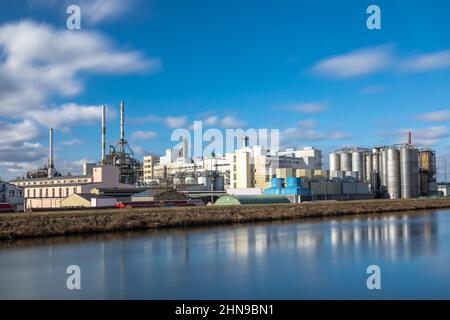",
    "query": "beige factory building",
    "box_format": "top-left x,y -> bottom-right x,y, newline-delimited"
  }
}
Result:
10,165 -> 132,210
229,144 -> 323,190
143,155 -> 161,181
